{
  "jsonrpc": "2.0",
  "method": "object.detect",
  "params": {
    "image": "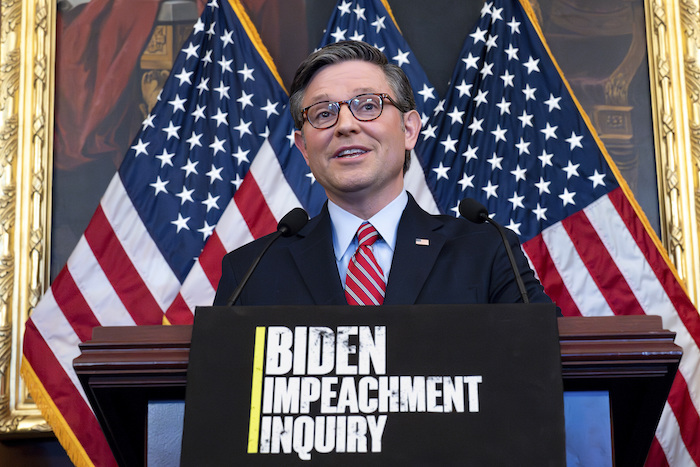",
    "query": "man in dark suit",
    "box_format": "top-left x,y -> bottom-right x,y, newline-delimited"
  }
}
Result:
213,40 -> 551,307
